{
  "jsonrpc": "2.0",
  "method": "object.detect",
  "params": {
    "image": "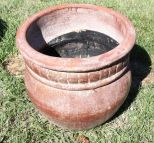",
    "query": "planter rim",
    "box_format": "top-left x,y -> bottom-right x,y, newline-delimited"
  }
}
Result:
16,4 -> 136,72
